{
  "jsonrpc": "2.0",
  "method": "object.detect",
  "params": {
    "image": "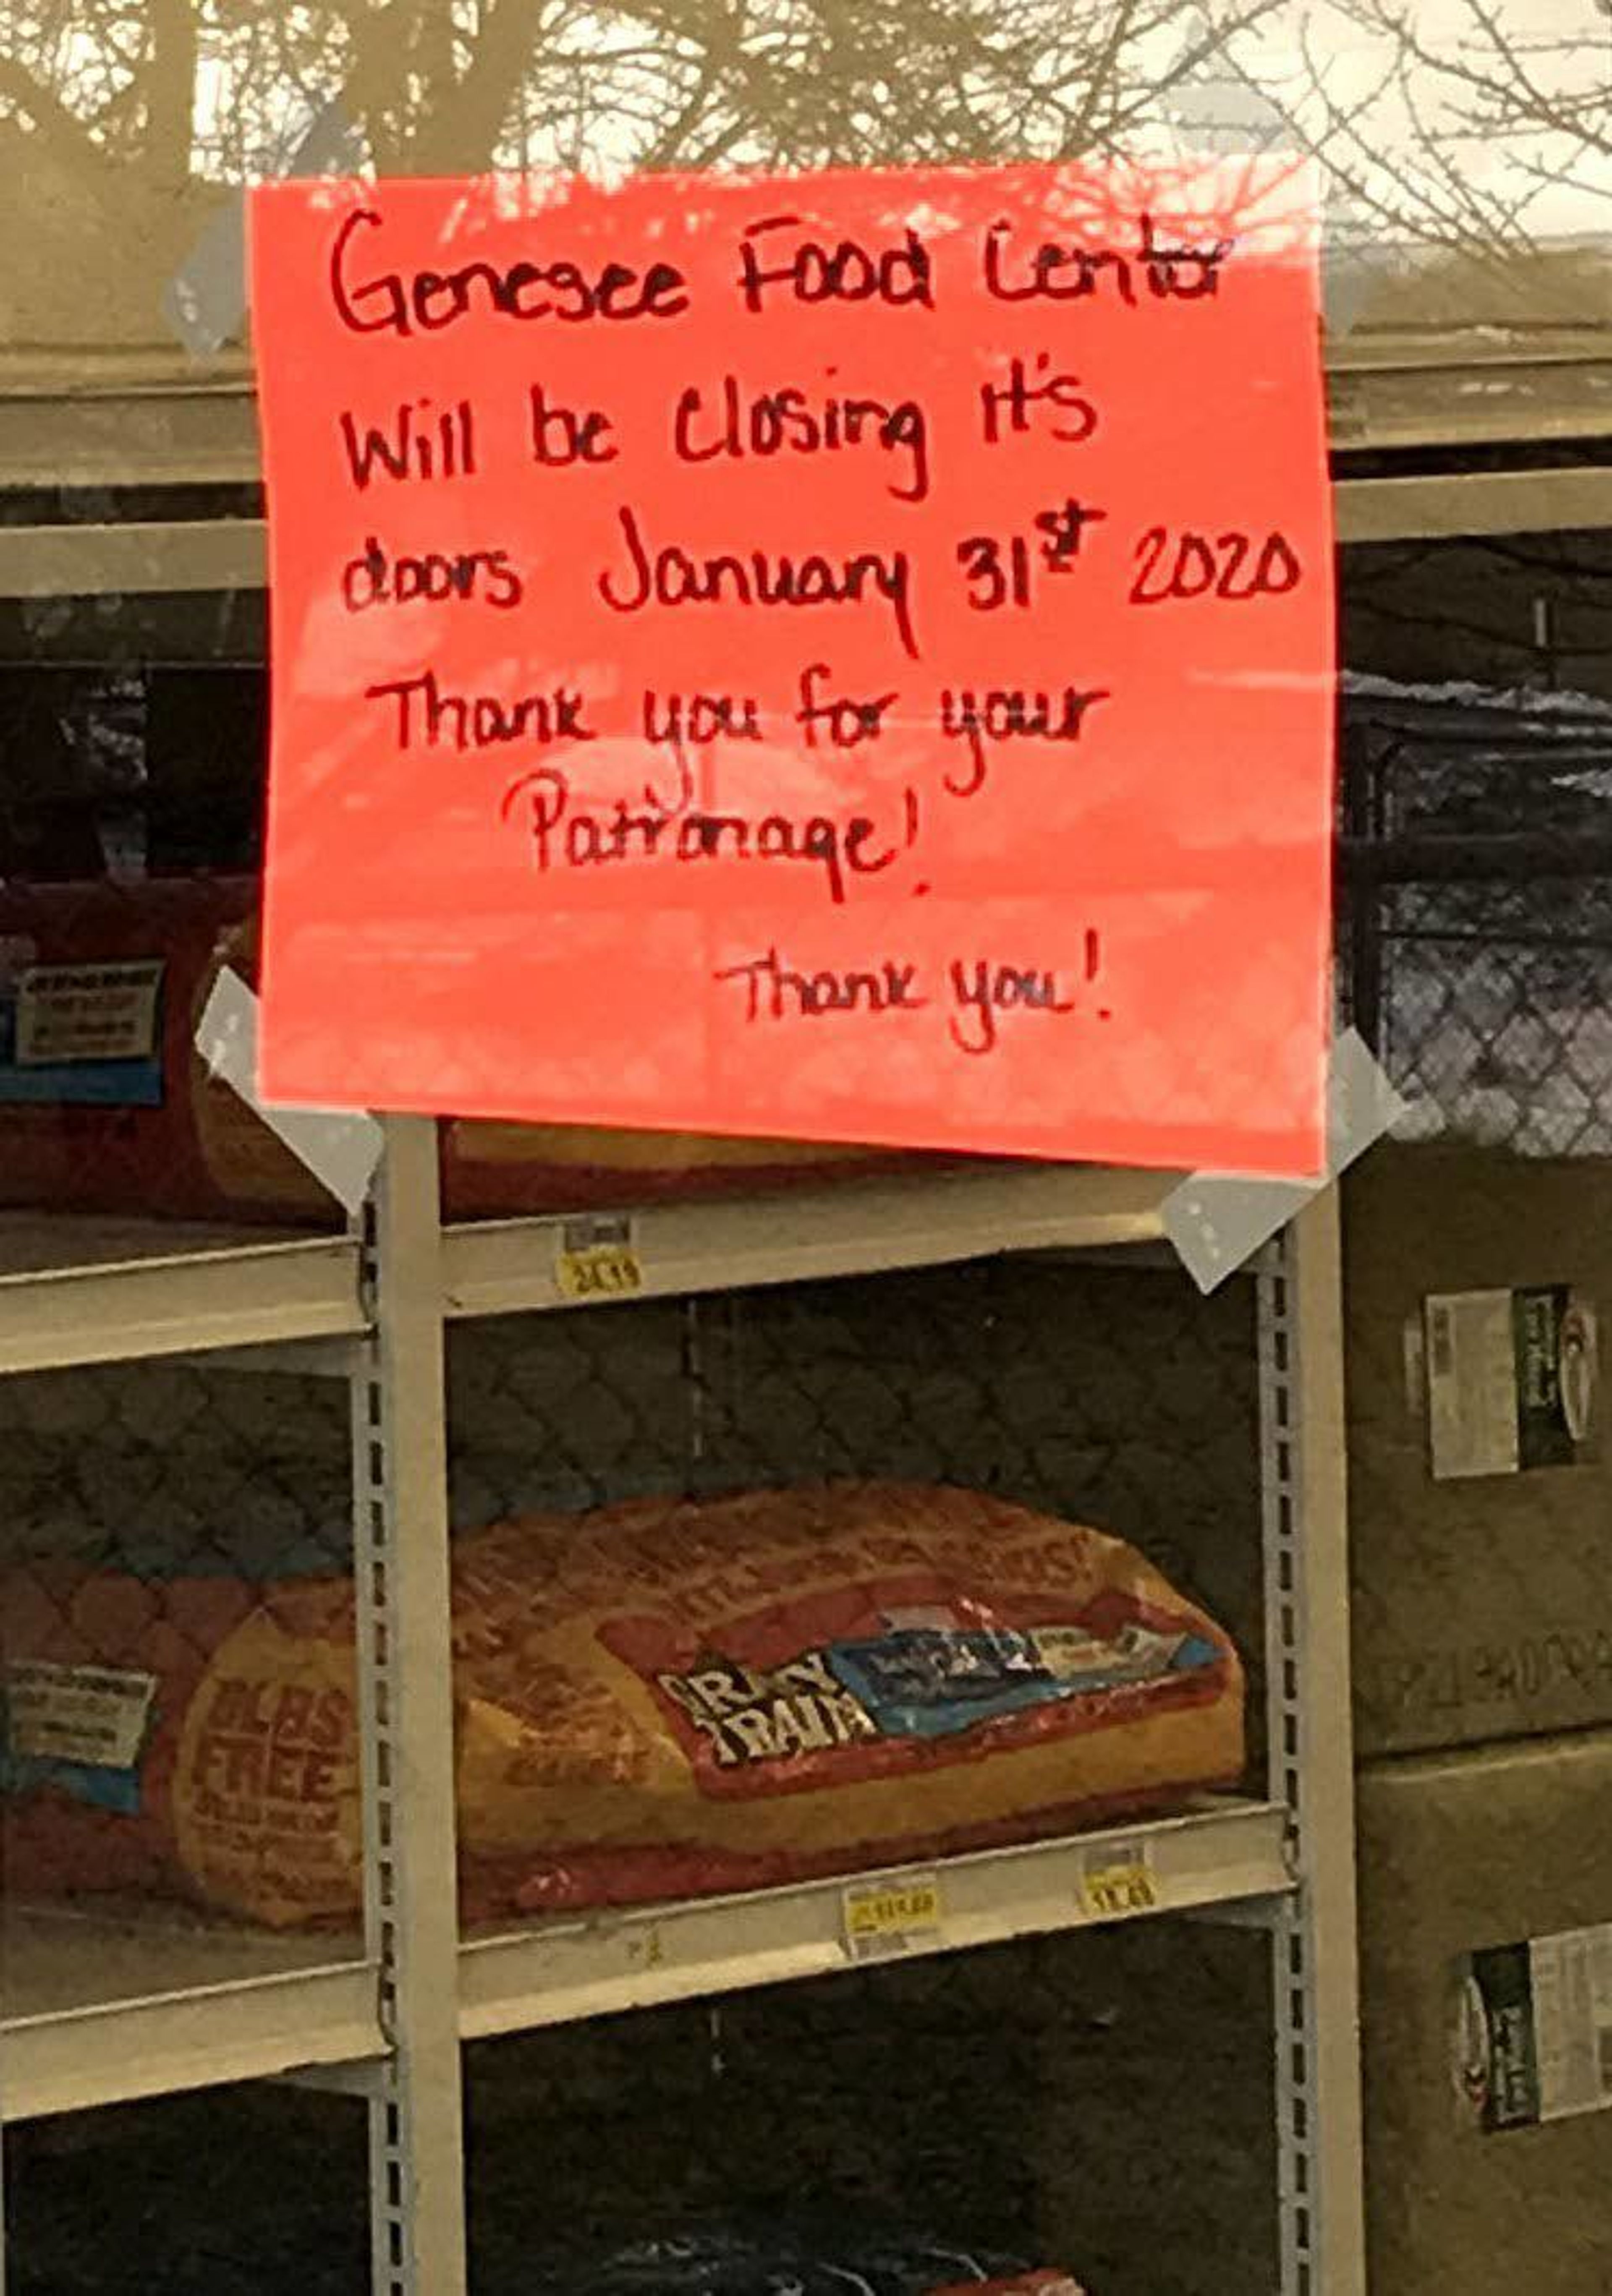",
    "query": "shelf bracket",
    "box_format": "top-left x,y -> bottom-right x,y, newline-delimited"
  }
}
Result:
353,1119 -> 469,2296
1262,1192 -> 1368,2296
